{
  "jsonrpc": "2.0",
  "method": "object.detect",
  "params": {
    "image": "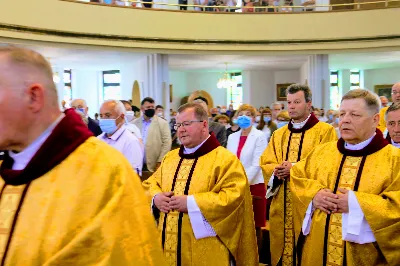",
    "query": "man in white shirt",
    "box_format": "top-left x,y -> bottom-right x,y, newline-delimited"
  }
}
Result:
143,102 -> 258,266
386,102 -> 400,148
290,89 -> 400,266
98,100 -> 143,175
